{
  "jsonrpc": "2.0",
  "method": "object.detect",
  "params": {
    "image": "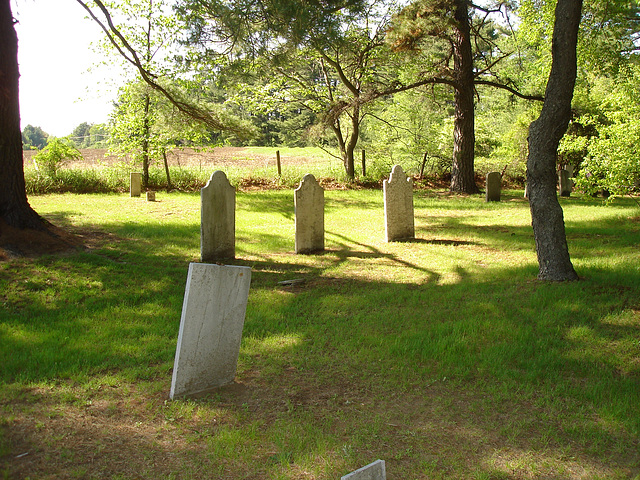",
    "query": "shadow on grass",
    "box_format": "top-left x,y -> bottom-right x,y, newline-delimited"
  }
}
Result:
2,198 -> 639,479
